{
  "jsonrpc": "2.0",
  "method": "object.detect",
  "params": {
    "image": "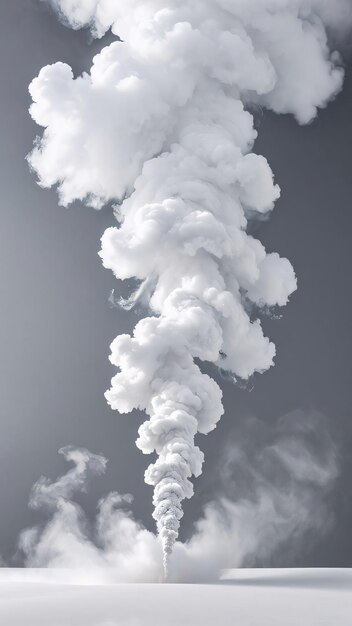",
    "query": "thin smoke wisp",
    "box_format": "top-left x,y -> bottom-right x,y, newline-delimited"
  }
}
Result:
28,0 -> 350,574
